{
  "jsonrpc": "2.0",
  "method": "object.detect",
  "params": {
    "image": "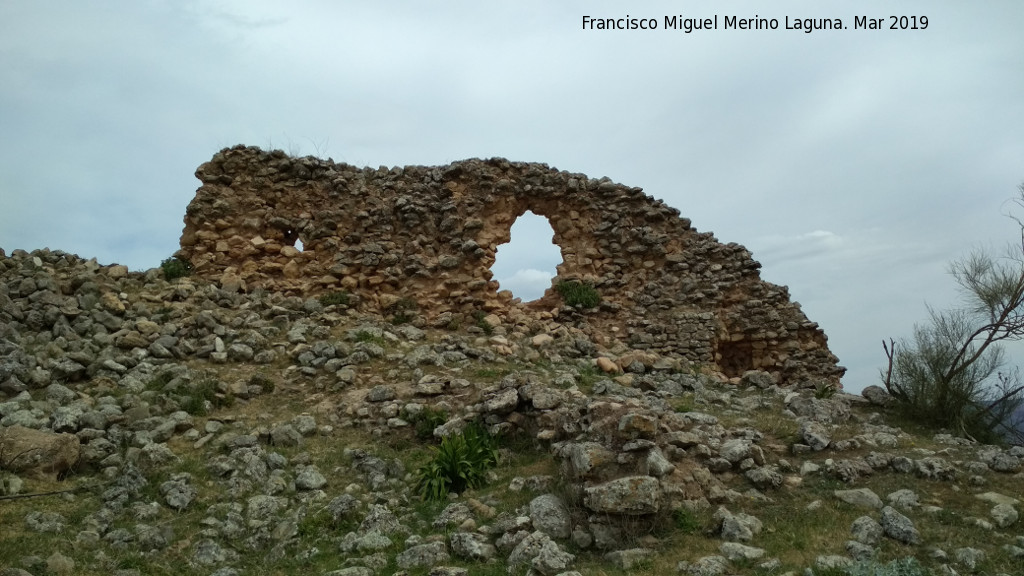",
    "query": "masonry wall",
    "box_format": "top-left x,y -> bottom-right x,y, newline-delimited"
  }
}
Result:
178,145 -> 845,385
